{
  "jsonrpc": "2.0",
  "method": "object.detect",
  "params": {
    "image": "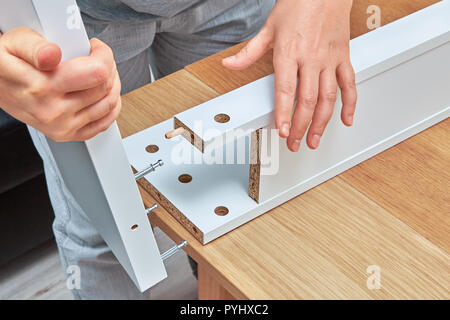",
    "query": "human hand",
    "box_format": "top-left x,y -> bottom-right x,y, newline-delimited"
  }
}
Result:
0,27 -> 121,142
223,0 -> 357,151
